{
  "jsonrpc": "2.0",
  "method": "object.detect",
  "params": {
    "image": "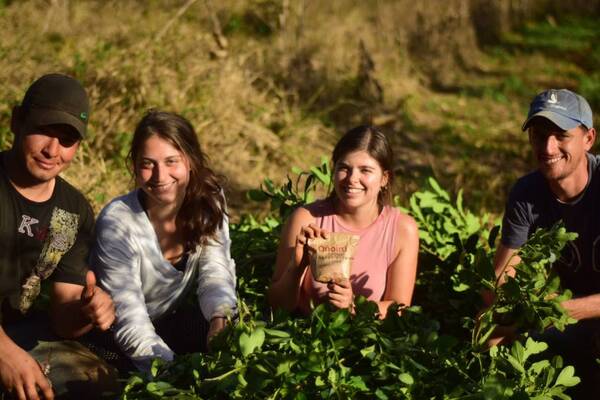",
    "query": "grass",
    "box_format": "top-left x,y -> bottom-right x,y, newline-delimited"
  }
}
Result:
395,15 -> 600,212
0,2 -> 598,217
